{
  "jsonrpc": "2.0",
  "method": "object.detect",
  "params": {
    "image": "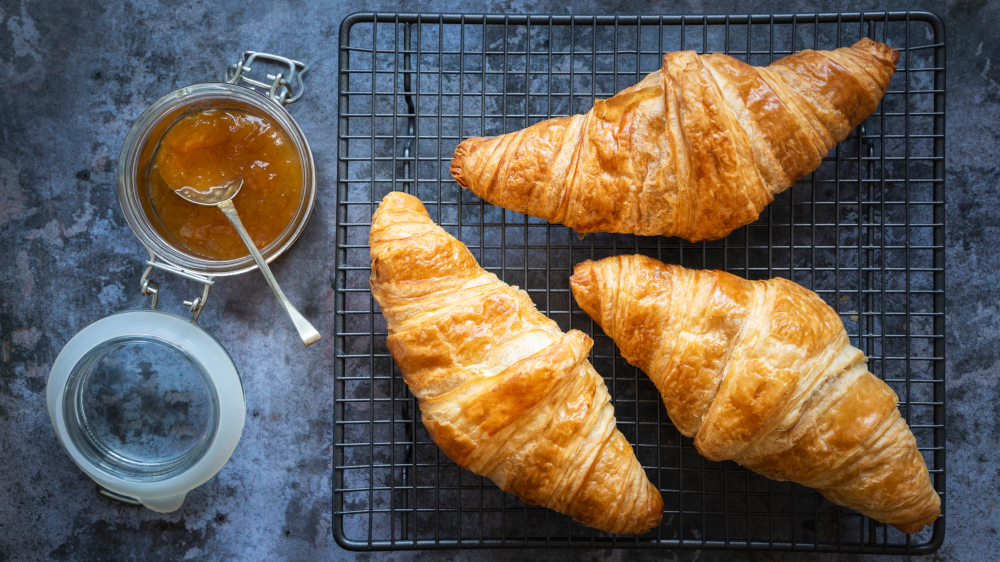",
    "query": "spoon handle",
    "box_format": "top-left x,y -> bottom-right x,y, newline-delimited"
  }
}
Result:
216,199 -> 321,346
